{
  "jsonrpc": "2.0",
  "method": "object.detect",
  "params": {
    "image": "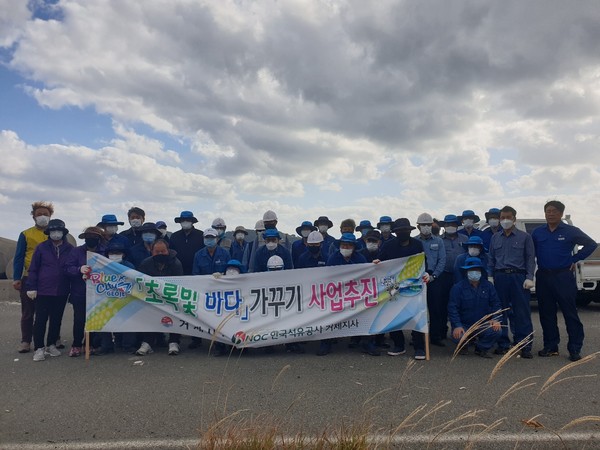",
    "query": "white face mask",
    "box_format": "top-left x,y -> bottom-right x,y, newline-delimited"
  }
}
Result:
266,242 -> 277,251
468,247 -> 481,257
35,215 -> 50,227
467,270 -> 482,282
500,219 -> 514,230
159,229 -> 167,237
445,226 -> 457,234
105,225 -> 118,235
462,219 -> 474,228
235,233 -> 245,241
318,225 -> 329,233
419,225 -> 432,236
225,268 -> 240,276
488,219 -> 500,228
180,221 -> 193,231
340,248 -> 353,258
129,219 -> 142,228
49,231 -> 63,241
366,242 -> 379,252
108,254 -> 123,262
301,230 -> 311,238
380,225 -> 391,233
